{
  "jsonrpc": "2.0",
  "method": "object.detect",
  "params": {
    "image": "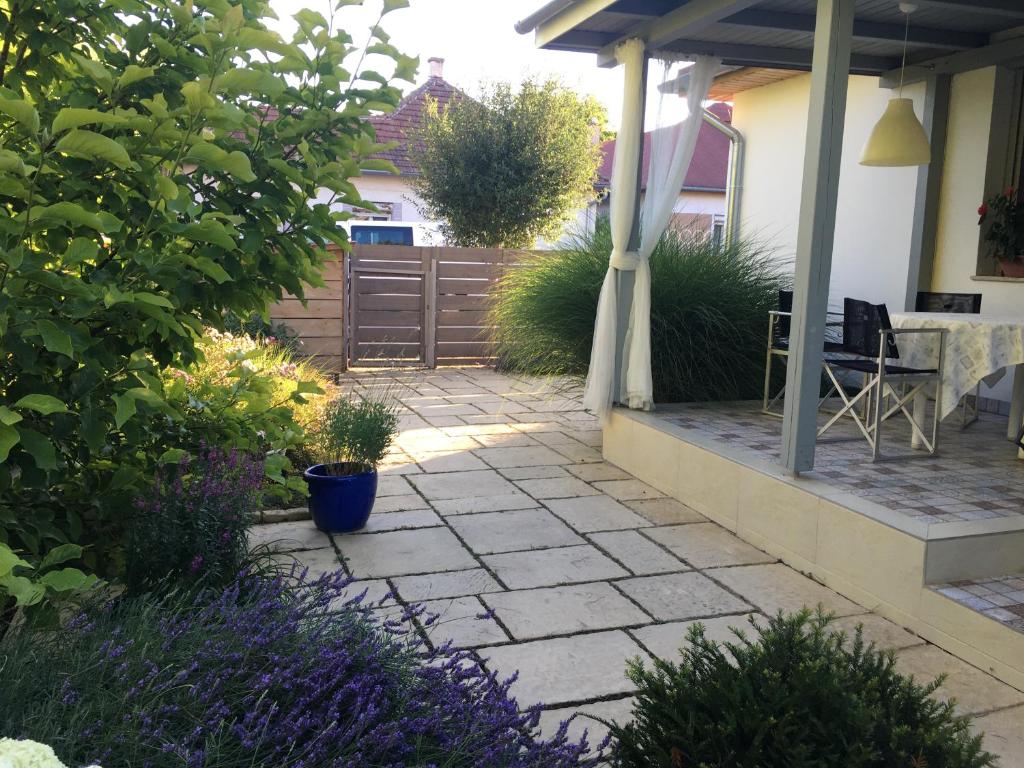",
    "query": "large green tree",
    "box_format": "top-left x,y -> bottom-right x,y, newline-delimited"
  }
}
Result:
0,0 -> 415,587
412,78 -> 605,248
